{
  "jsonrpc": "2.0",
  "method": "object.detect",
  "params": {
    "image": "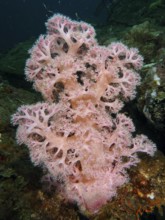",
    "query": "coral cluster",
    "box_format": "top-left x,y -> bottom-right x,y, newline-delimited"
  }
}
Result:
12,14 -> 156,213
